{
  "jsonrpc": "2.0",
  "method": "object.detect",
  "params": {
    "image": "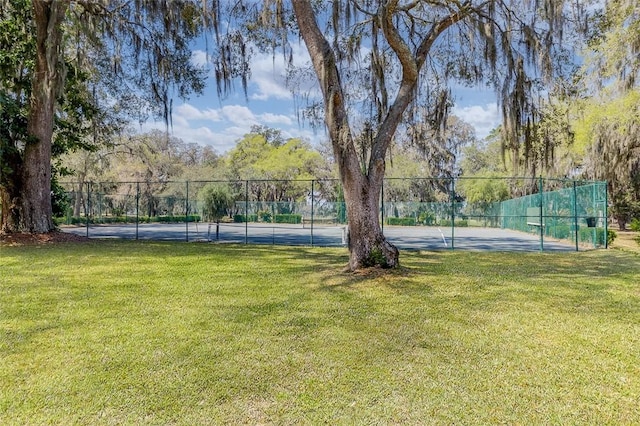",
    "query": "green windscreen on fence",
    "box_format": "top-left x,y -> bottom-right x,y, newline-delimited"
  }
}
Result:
499,181 -> 608,248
